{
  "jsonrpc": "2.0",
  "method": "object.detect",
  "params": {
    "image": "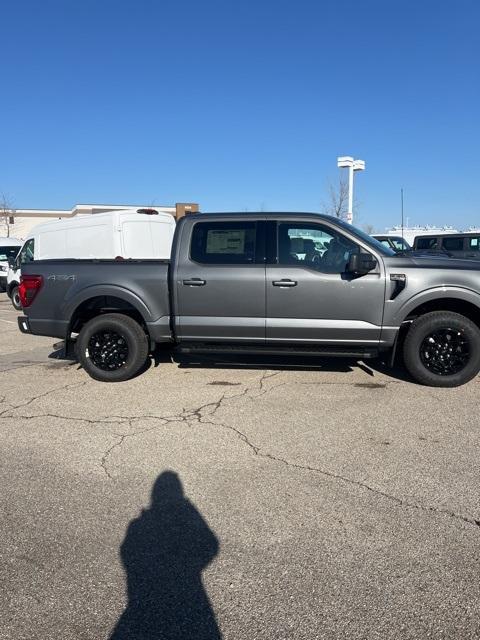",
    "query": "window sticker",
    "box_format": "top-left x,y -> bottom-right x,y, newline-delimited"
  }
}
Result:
206,230 -> 246,254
